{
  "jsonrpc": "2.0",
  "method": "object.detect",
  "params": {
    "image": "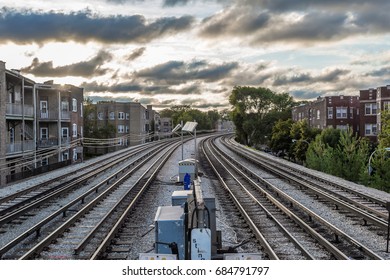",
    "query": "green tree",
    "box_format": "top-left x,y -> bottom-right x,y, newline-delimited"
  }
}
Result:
378,110 -> 390,148
270,119 -> 293,155
229,86 -> 294,146
83,97 -> 96,139
335,129 -> 370,182
370,110 -> 390,191
160,106 -> 220,131
305,128 -> 341,173
290,119 -> 320,162
306,128 -> 369,183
